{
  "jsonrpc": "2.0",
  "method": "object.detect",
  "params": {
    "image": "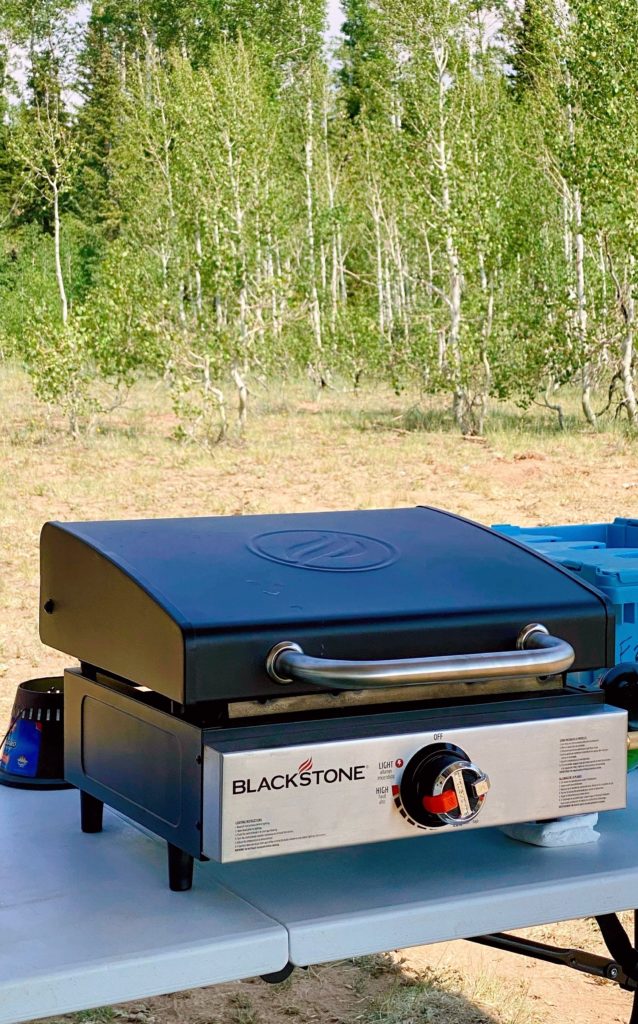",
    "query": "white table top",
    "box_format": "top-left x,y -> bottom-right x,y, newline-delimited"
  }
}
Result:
209,773 -> 638,966
0,787 -> 288,1024
4,776 -> 638,1023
